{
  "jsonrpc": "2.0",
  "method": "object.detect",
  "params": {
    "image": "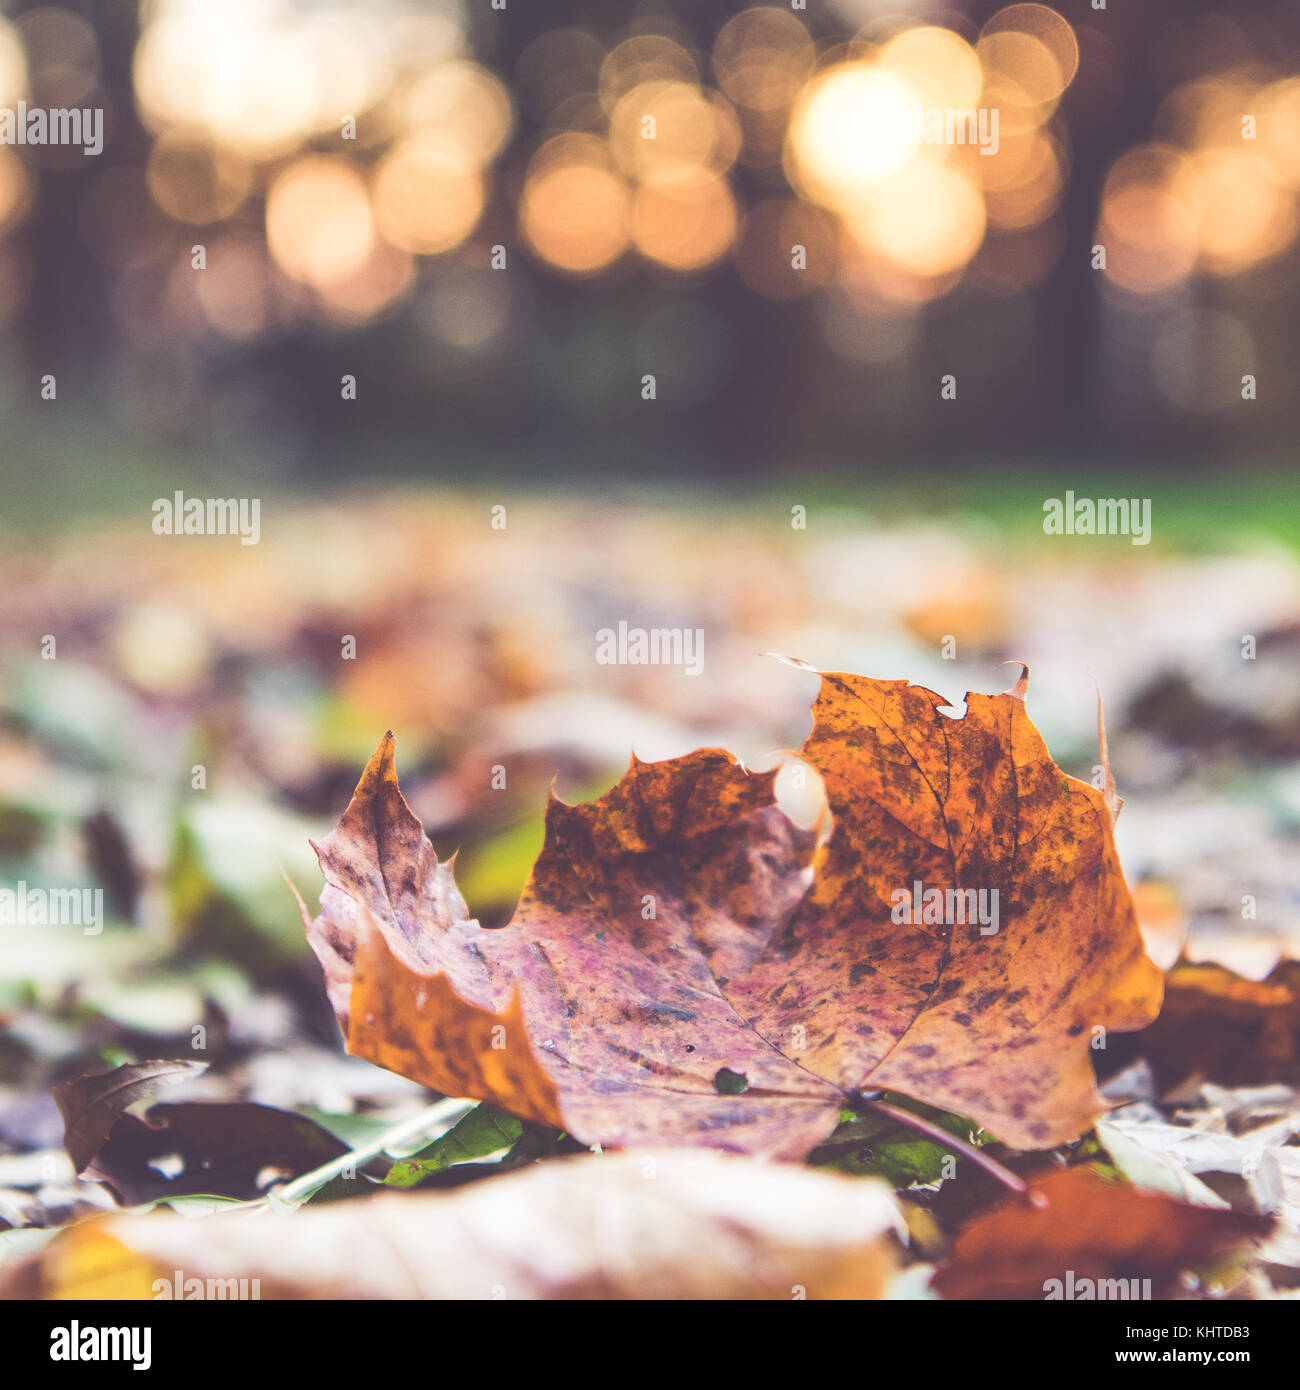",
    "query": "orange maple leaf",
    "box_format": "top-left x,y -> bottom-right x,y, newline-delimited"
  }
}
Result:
301,667 -> 1163,1158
